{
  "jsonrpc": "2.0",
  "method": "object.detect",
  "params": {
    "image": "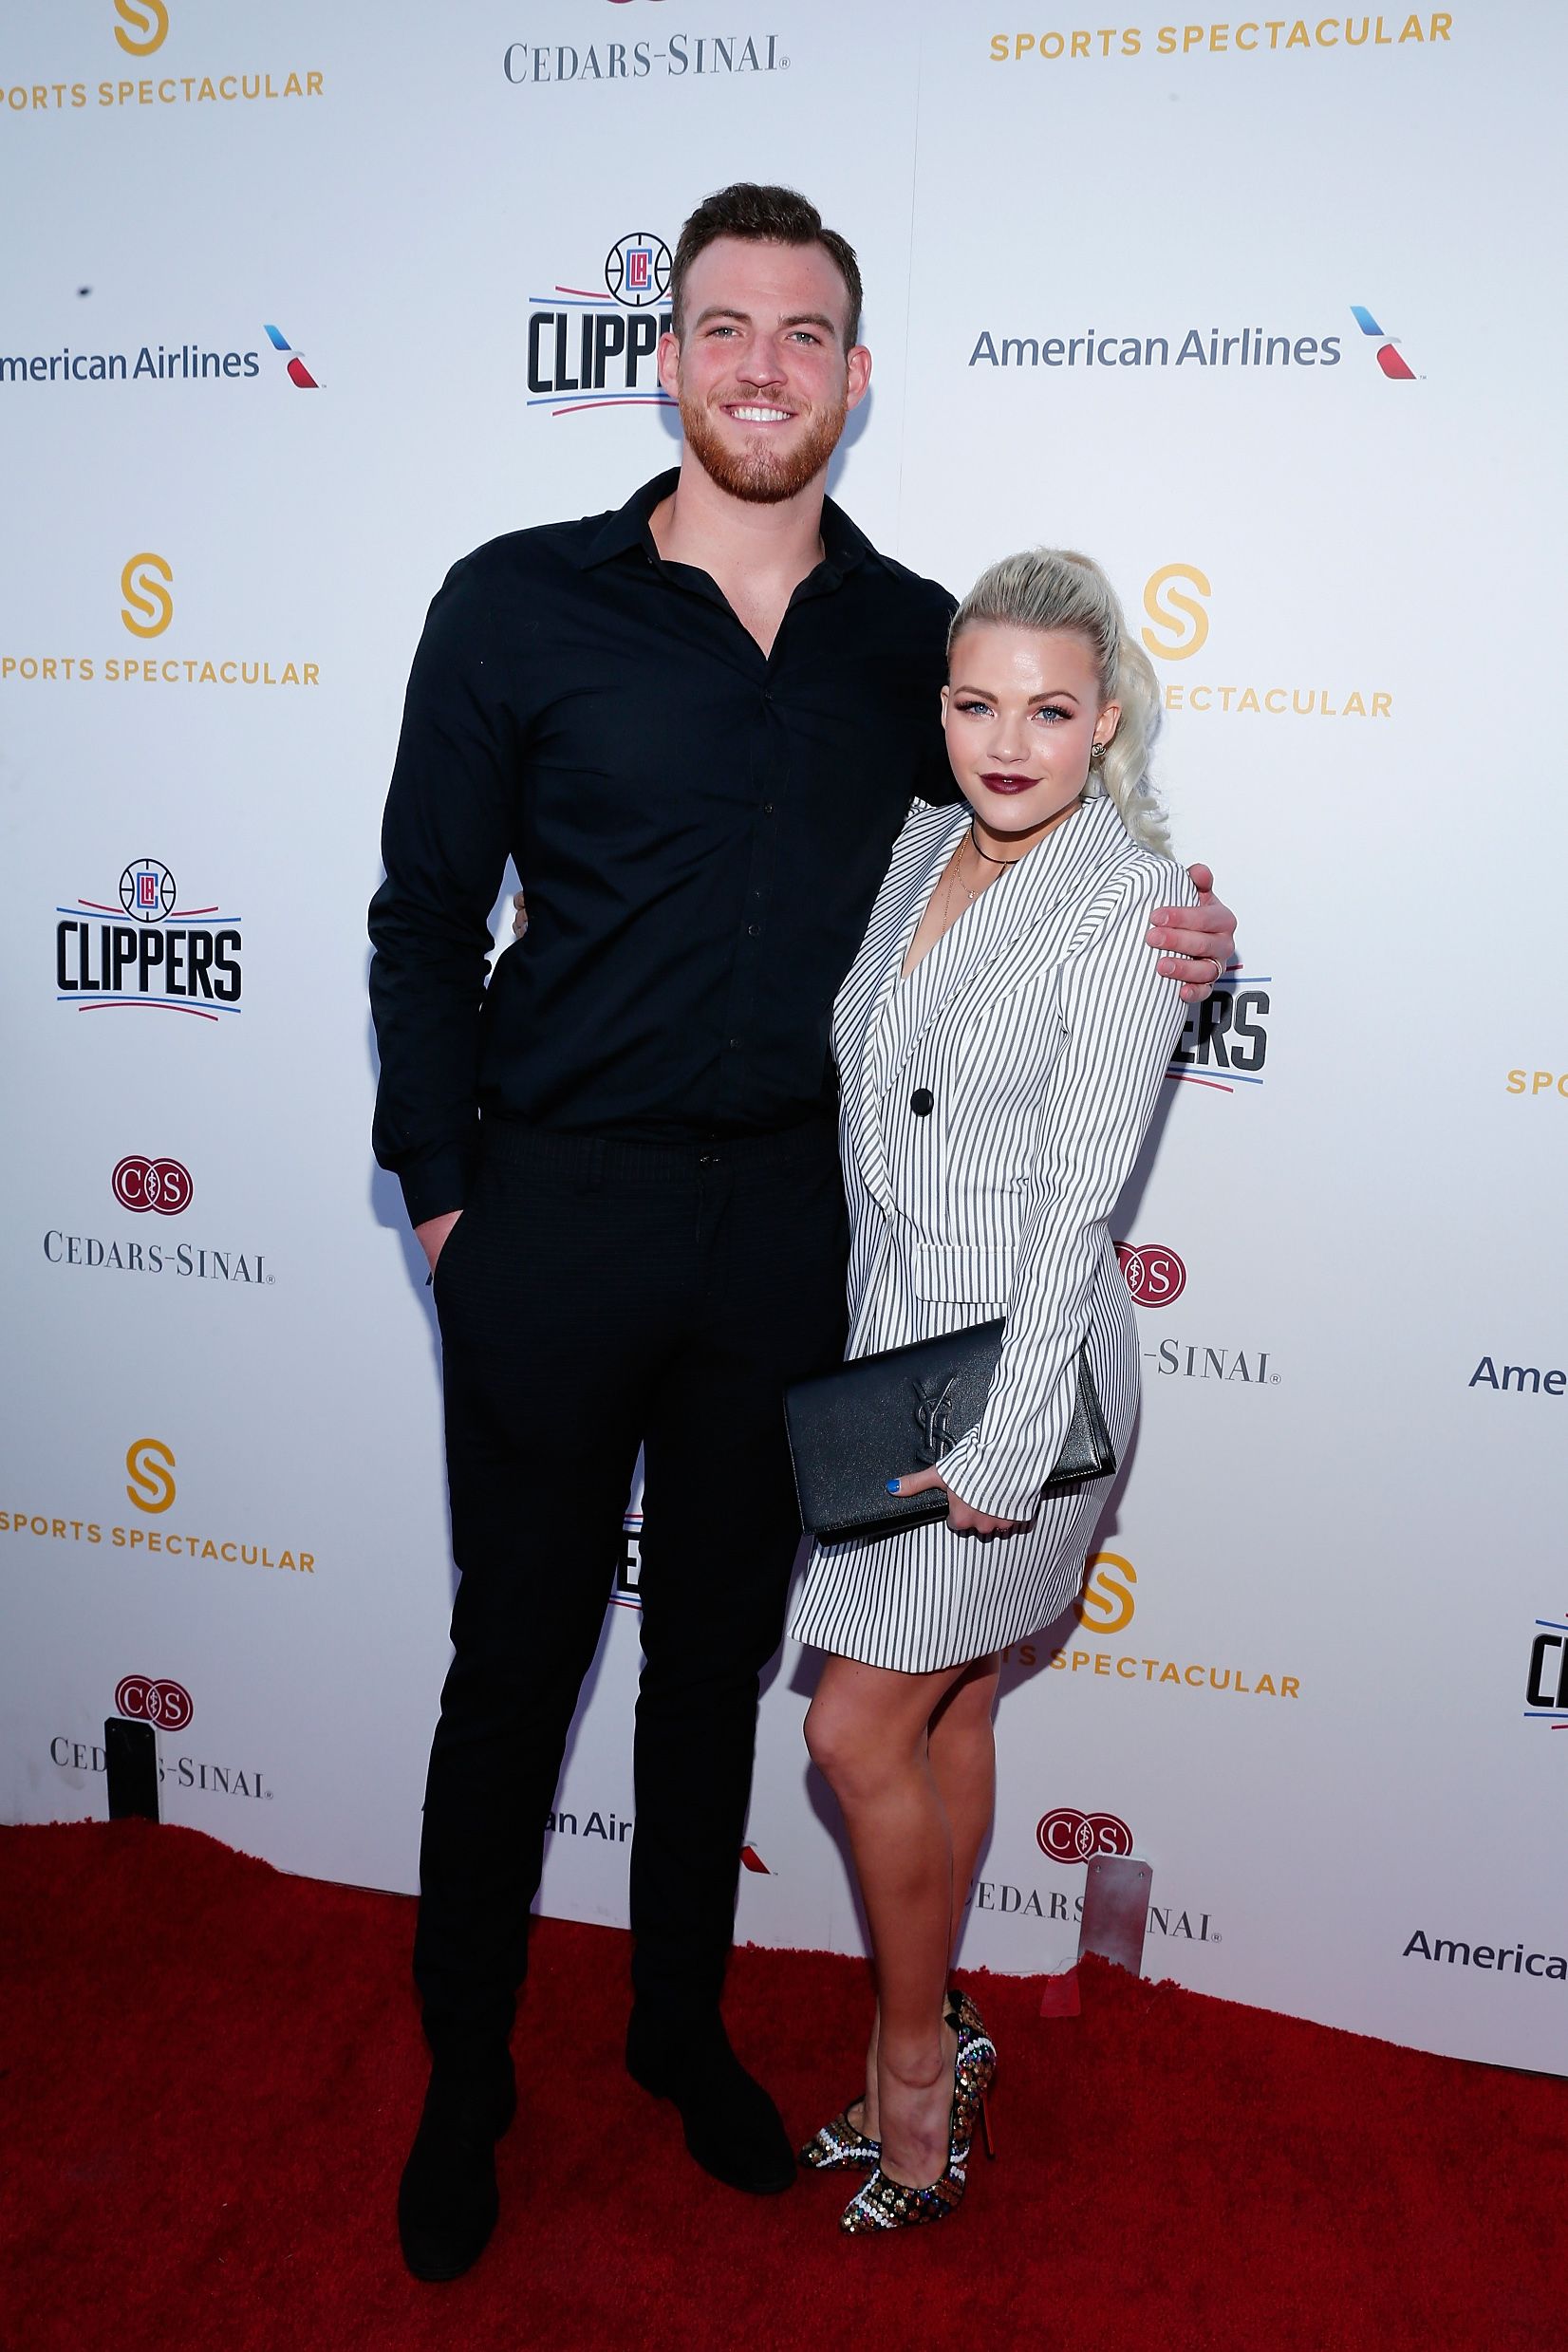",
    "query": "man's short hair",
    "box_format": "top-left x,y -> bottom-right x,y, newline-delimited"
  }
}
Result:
671,183 -> 864,348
